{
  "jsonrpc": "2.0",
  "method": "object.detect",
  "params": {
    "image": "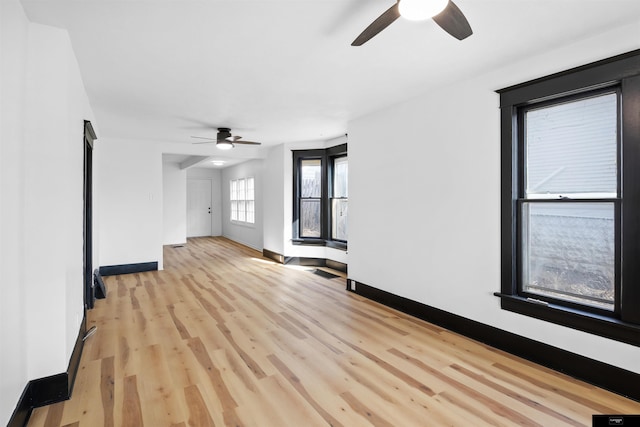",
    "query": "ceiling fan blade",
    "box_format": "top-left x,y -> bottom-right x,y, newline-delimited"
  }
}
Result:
432,0 -> 472,40
351,3 -> 400,46
192,140 -> 216,145
233,141 -> 261,146
191,136 -> 217,141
